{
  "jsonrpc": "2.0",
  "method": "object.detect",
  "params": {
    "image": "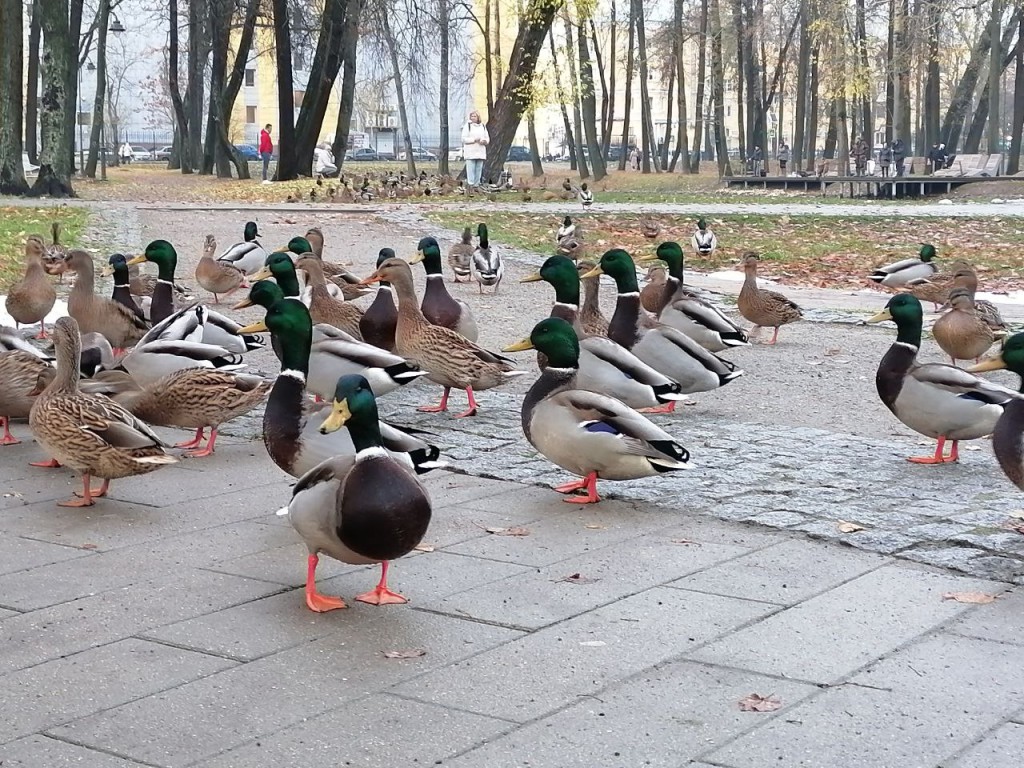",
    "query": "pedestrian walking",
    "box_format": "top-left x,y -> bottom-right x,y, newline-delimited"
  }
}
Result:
851,137 -> 869,176
629,146 -> 640,170
777,141 -> 791,175
259,124 -> 274,183
892,138 -> 907,177
750,146 -> 764,176
119,142 -> 134,165
878,145 -> 893,177
461,110 -> 489,188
